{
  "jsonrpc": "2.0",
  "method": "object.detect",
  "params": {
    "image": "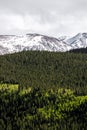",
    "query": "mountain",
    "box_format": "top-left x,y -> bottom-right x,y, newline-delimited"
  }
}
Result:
0,34 -> 71,55
0,33 -> 87,55
66,33 -> 87,48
